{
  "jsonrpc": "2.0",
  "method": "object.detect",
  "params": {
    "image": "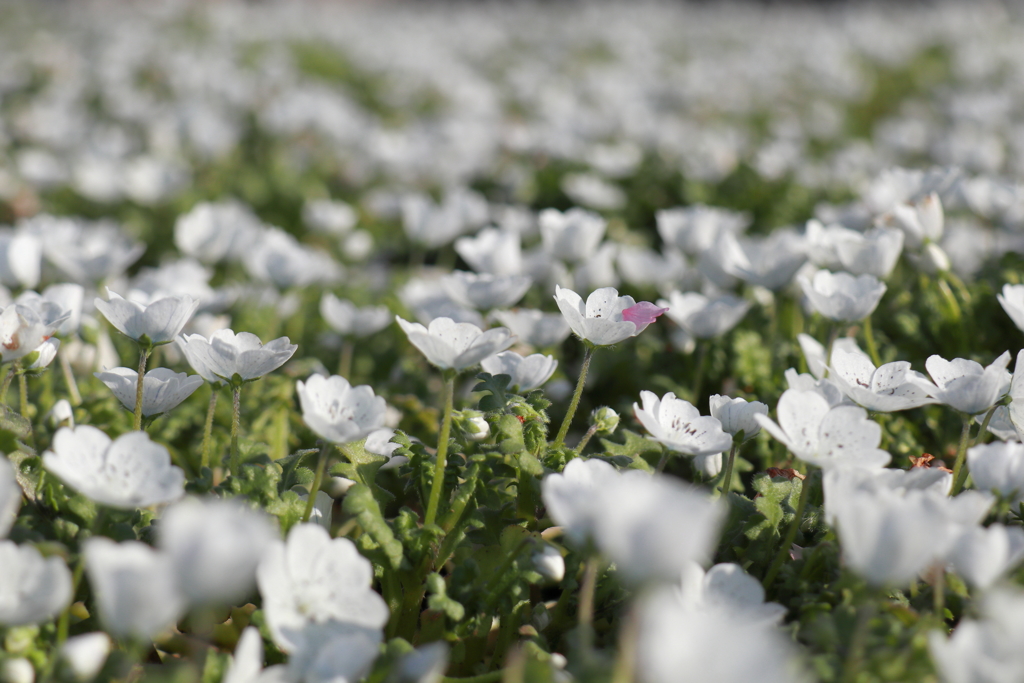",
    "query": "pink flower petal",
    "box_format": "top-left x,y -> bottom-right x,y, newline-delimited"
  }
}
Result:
622,302 -> 668,335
